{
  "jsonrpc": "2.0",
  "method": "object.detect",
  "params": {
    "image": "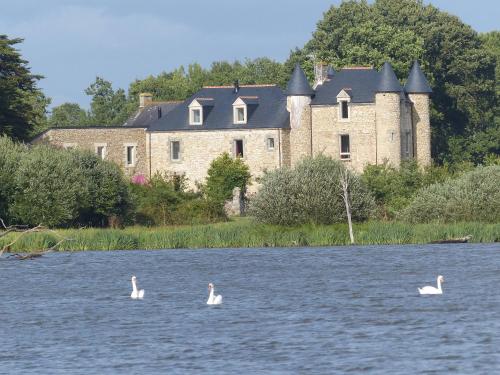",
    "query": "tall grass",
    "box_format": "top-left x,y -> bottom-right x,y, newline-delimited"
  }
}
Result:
0,218 -> 498,253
